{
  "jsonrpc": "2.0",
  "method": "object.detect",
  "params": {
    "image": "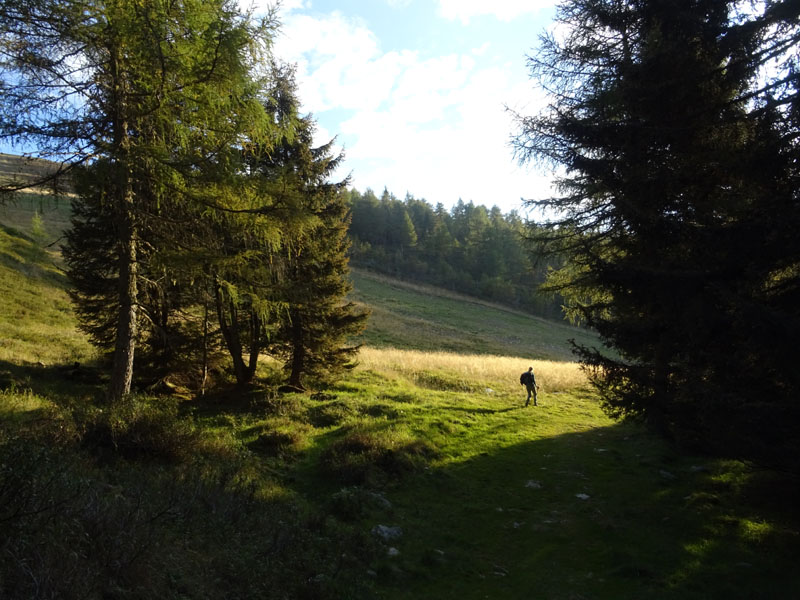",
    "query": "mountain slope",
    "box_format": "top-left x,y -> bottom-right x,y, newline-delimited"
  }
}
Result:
350,268 -> 595,361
